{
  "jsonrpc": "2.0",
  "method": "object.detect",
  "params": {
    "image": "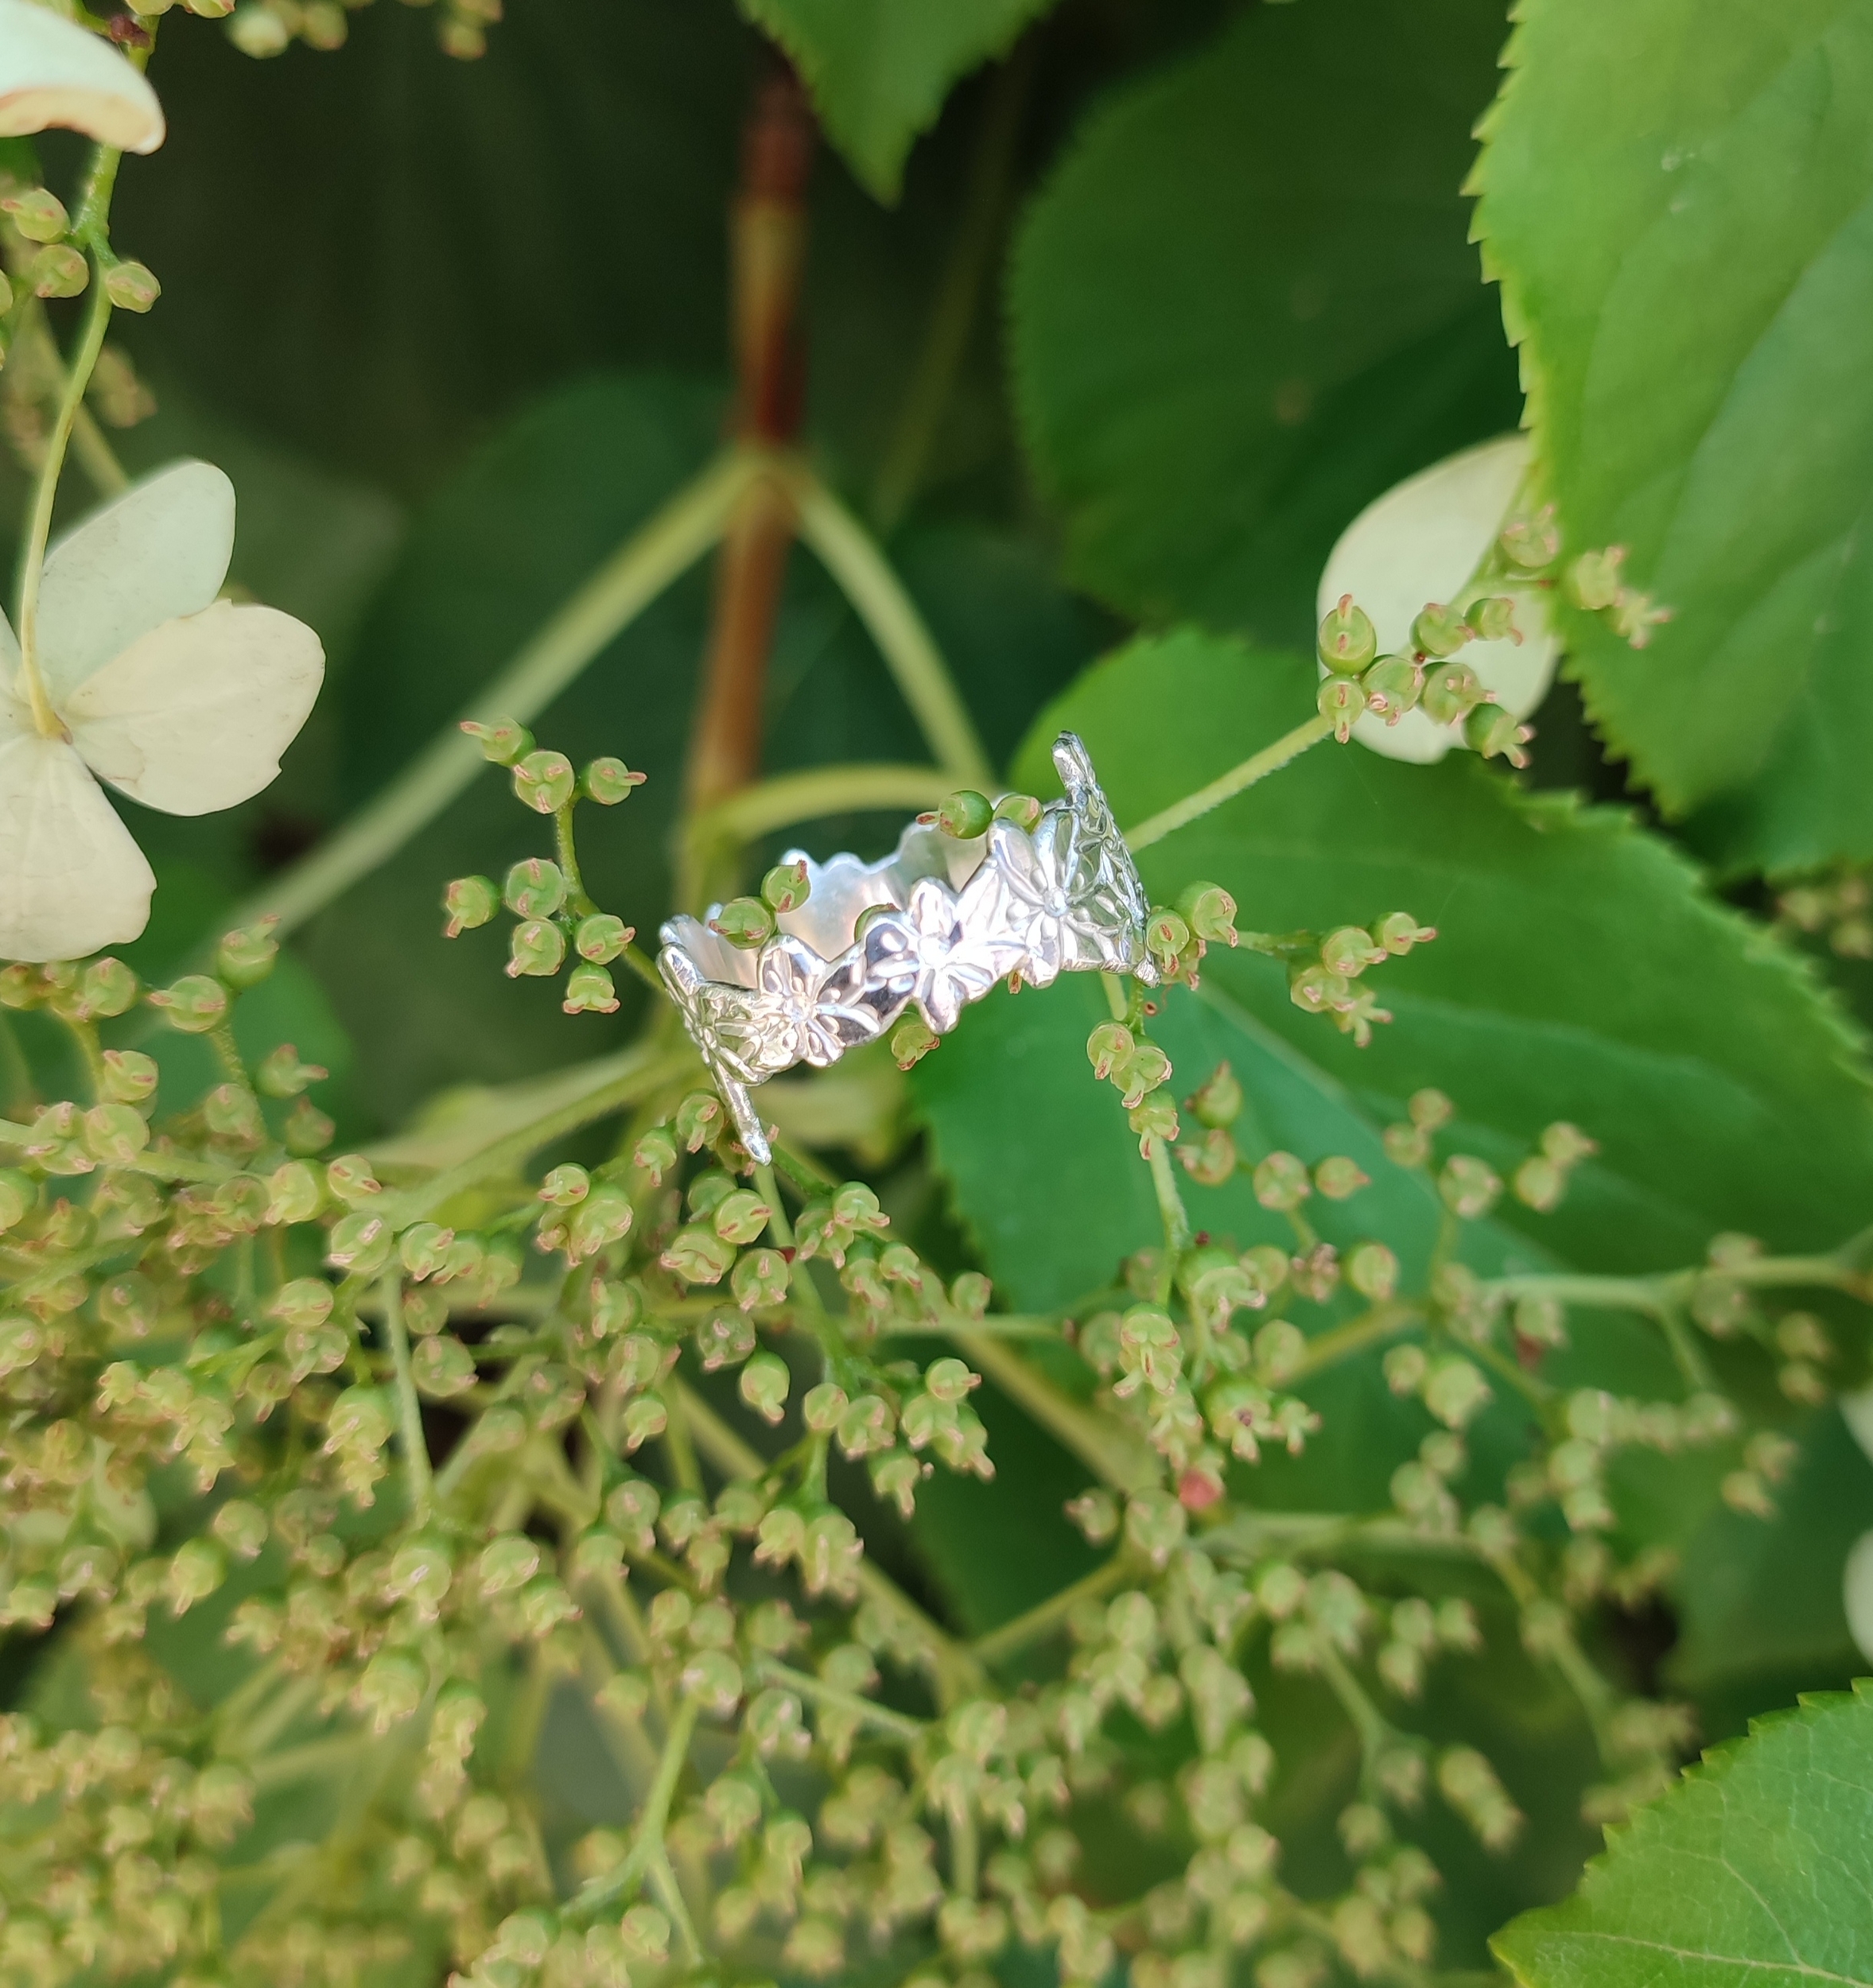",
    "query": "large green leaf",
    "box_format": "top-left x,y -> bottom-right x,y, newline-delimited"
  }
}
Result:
1494,1680 -> 1873,1986
740,0 -> 1055,201
1008,0 -> 1519,644
1471,0 -> 1873,872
